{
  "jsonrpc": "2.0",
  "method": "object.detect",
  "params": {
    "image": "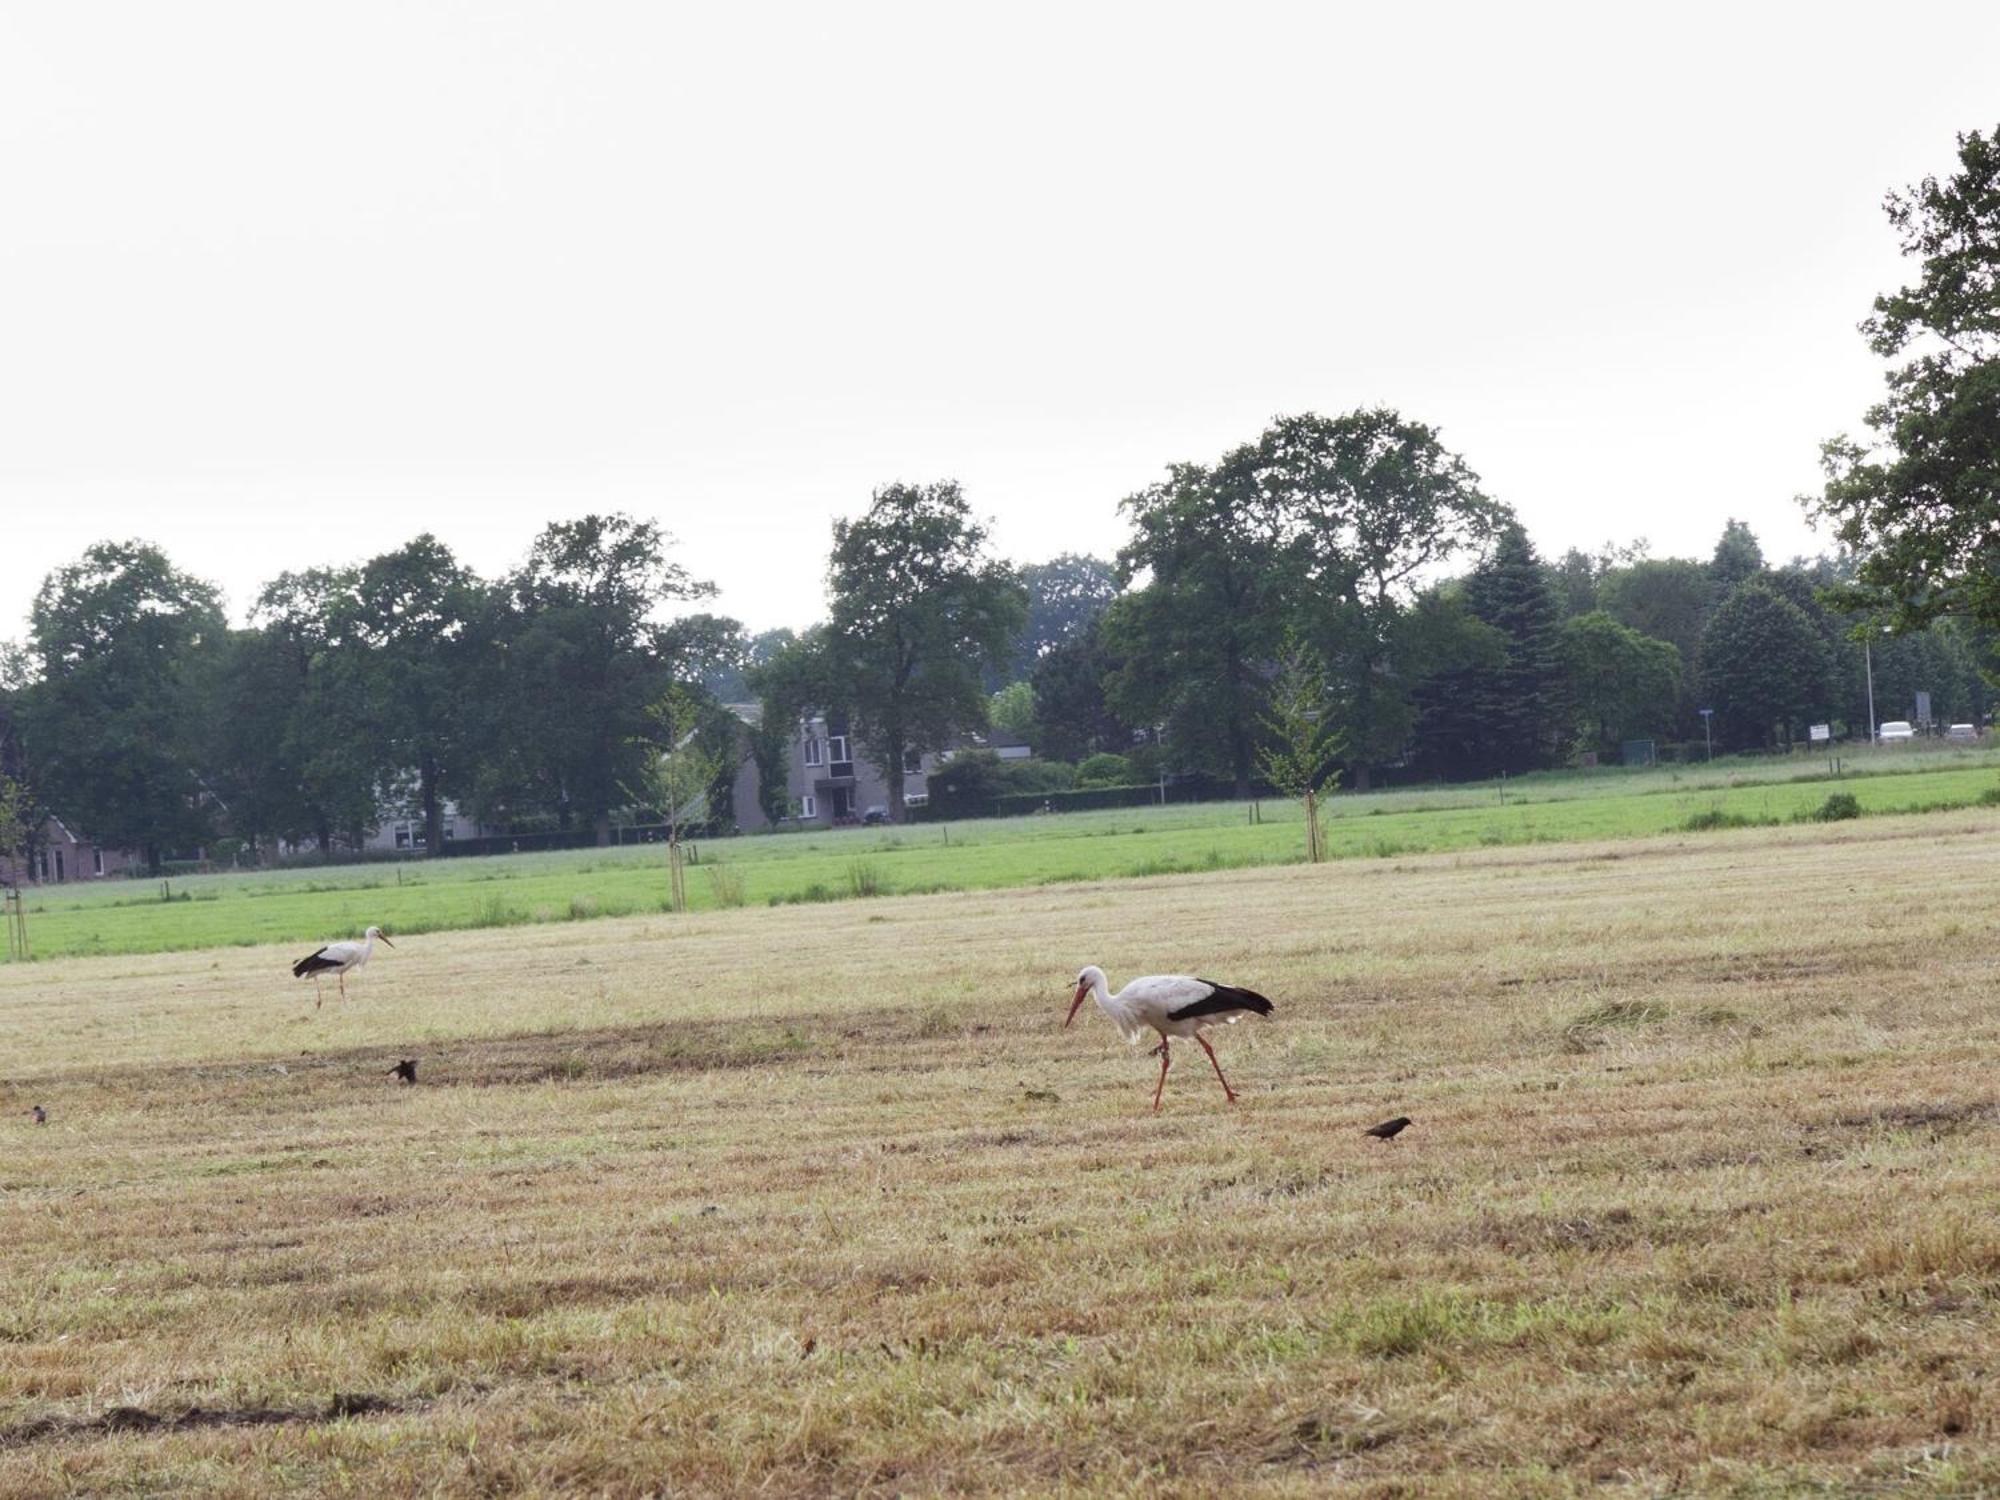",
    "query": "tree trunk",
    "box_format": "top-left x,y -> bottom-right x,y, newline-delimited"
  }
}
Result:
887,749 -> 906,822
593,811 -> 611,847
316,820 -> 331,854
1352,763 -> 1373,793
420,755 -> 444,856
145,843 -> 161,877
